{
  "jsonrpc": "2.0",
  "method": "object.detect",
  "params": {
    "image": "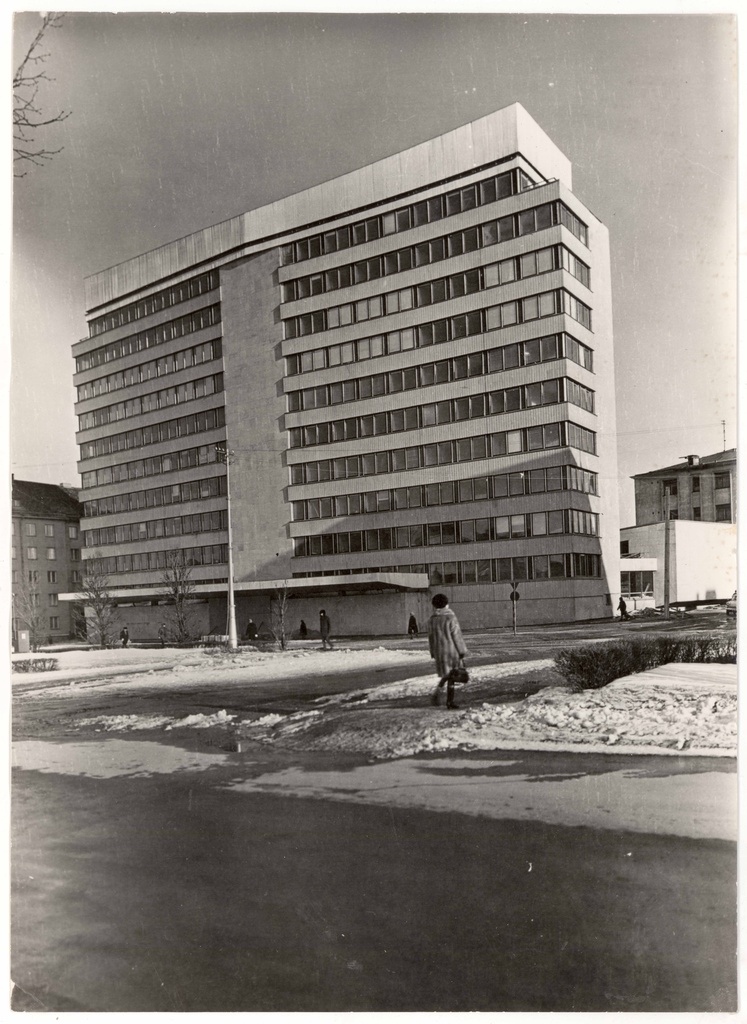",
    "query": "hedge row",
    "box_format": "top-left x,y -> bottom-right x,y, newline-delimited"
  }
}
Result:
12,658 -> 59,673
554,634 -> 737,691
